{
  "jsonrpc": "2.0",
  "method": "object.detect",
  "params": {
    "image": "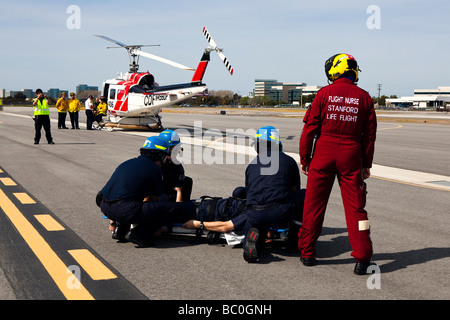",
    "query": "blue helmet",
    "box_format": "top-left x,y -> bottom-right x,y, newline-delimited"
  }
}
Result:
254,126 -> 283,152
159,129 -> 181,146
255,126 -> 281,144
140,136 -> 170,153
